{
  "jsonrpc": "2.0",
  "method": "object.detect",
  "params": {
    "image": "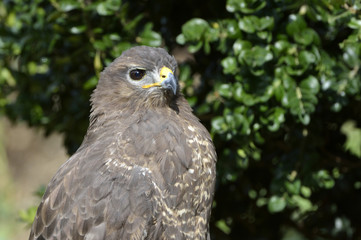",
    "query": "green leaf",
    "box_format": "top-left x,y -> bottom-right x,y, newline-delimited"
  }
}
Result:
221,57 -> 238,74
83,76 -> 98,90
70,25 -> 86,34
285,179 -> 301,195
176,34 -> 186,45
342,44 -> 360,66
273,40 -> 292,55
19,206 -> 38,225
238,16 -> 257,33
291,195 -> 315,213
188,41 -> 203,53
241,46 -> 273,67
226,0 -> 266,13
137,23 -> 162,47
257,198 -> 268,207
267,107 -> 285,132
299,50 -> 316,66
233,39 -> 252,56
204,40 -> 211,54
314,170 -> 335,189
212,116 -> 227,133
94,51 -> 102,76
96,0 -> 121,16
300,75 -> 320,94
268,195 -> 286,213
223,19 -> 241,38
273,78 -> 284,102
0,68 -> 16,86
182,18 -> 210,41
242,92 -> 258,106
348,17 -> 361,29
58,0 -> 81,12
238,16 -> 273,34
237,149 -> 247,158
258,16 -> 274,30
96,2 -> 111,16
294,28 -> 319,46
233,83 -> 243,102
218,84 -> 233,98
341,120 -> 361,157
123,14 -> 144,33
248,189 -> 257,199
215,220 -> 231,234
111,42 -> 133,57
283,75 -> 319,124
34,185 -> 46,198
286,15 -> 307,35
300,186 -> 312,198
